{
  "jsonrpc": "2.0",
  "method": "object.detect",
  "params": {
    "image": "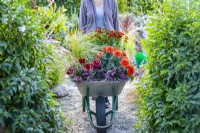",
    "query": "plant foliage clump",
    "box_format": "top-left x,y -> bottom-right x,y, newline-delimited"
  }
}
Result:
36,0 -> 81,17
136,0 -> 200,132
0,0 -> 68,132
128,0 -> 163,15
